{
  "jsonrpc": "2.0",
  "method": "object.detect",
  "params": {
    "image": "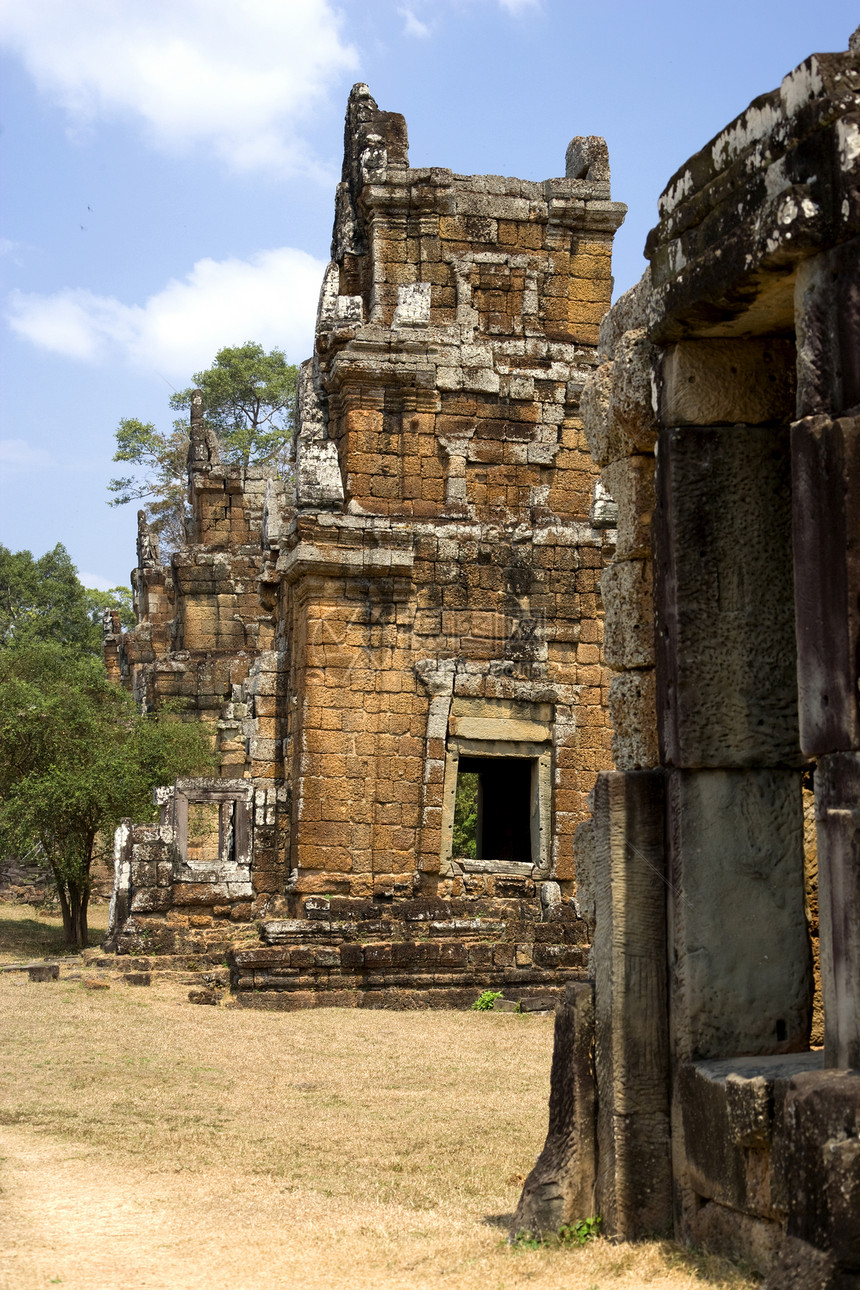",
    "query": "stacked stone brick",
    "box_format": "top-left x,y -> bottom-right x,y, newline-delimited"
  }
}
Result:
105,86 -> 627,1006
104,396 -> 281,774
519,29 -> 860,1288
